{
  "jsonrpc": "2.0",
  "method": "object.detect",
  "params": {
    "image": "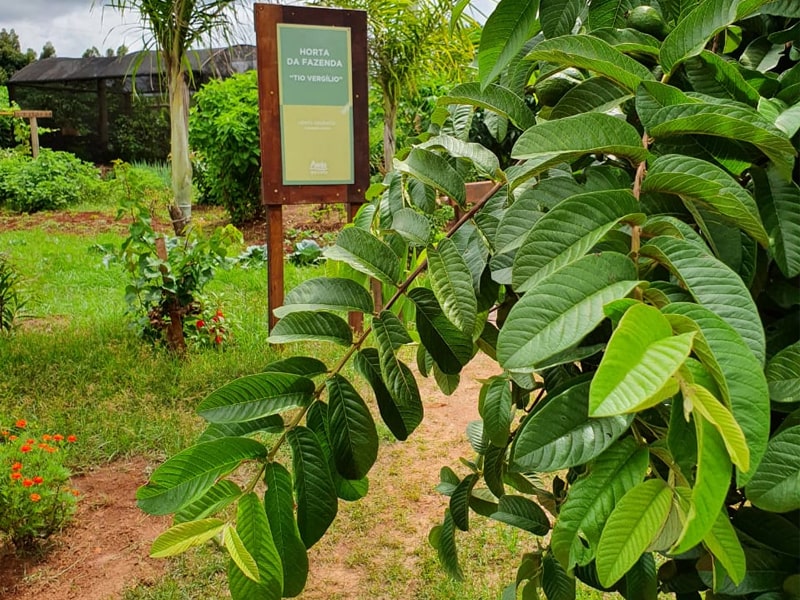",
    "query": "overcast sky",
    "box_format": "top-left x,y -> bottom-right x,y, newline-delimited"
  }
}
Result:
3,1 -> 496,59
